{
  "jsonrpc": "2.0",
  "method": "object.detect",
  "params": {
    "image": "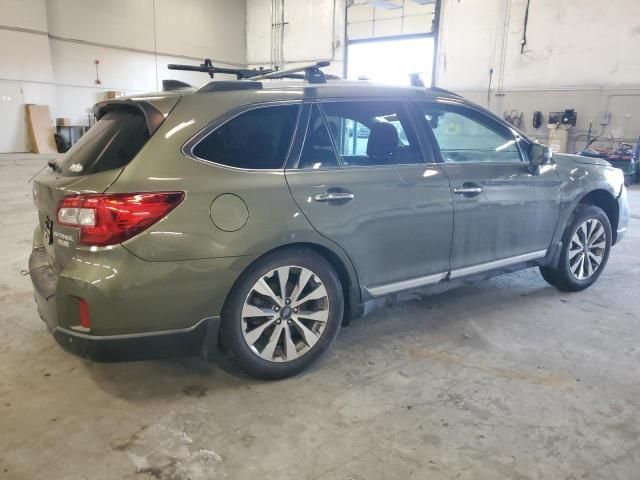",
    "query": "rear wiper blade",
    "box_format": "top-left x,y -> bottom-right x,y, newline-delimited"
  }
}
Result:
47,159 -> 62,173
